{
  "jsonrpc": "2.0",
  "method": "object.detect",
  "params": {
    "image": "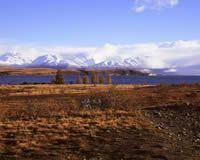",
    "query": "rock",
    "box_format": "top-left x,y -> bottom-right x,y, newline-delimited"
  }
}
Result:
196,133 -> 200,139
